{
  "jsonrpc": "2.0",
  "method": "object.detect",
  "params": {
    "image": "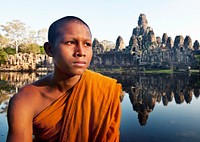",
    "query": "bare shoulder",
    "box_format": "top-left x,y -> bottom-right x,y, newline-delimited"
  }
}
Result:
7,75 -> 53,141
8,84 -> 39,120
7,84 -> 40,142
8,74 -> 52,118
